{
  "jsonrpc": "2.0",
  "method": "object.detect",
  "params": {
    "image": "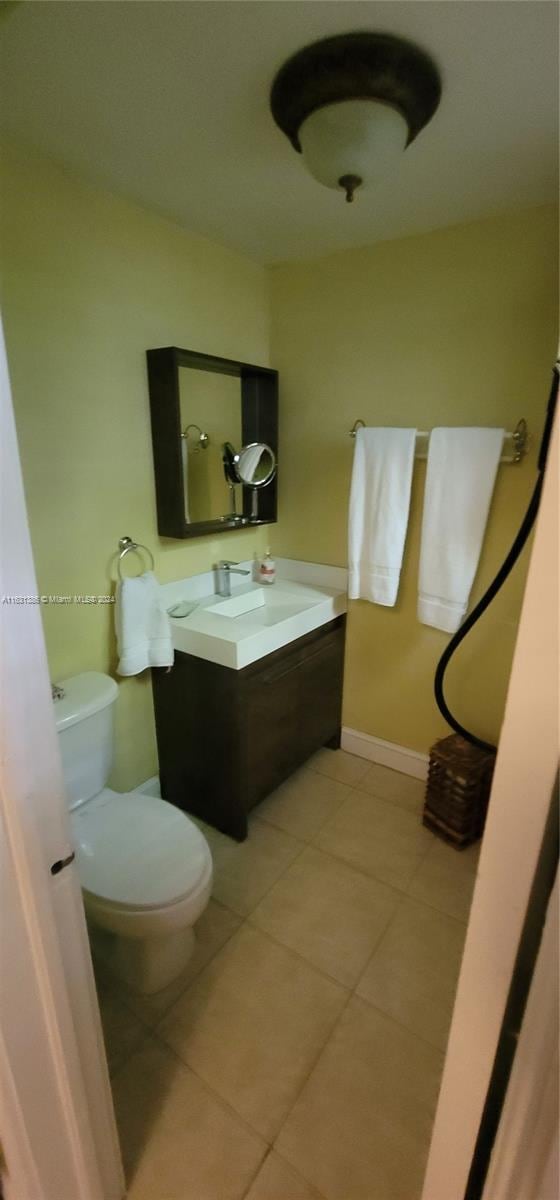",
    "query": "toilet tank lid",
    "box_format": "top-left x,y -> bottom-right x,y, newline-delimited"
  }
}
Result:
53,672 -> 118,733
